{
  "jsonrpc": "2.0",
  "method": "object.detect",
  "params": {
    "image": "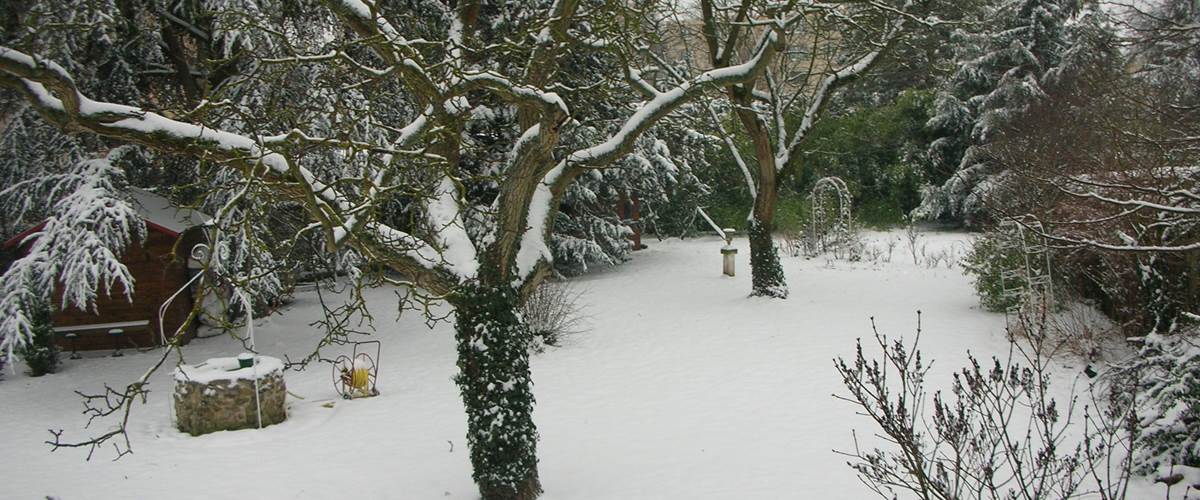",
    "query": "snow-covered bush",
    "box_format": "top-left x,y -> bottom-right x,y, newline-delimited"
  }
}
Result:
919,0 -> 1105,226
961,230 -> 1026,312
16,298 -> 58,377
1116,331 -> 1200,477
